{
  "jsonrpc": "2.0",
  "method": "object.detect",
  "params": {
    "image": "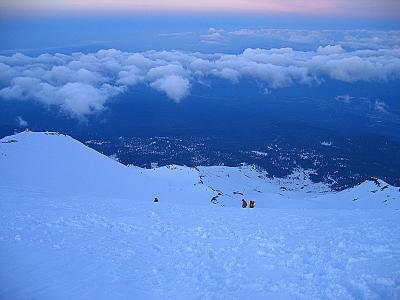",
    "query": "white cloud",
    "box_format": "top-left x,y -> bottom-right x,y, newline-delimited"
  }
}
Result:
227,29 -> 400,50
0,62 -> 16,84
16,116 -> 28,127
317,45 -> 345,55
147,64 -> 187,81
211,68 -> 240,83
200,28 -> 225,44
56,83 -> 110,117
117,66 -> 143,86
45,66 -> 105,85
321,141 -> 333,146
263,88 -> 271,95
0,46 -> 399,118
335,94 -> 354,103
150,75 -> 190,102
